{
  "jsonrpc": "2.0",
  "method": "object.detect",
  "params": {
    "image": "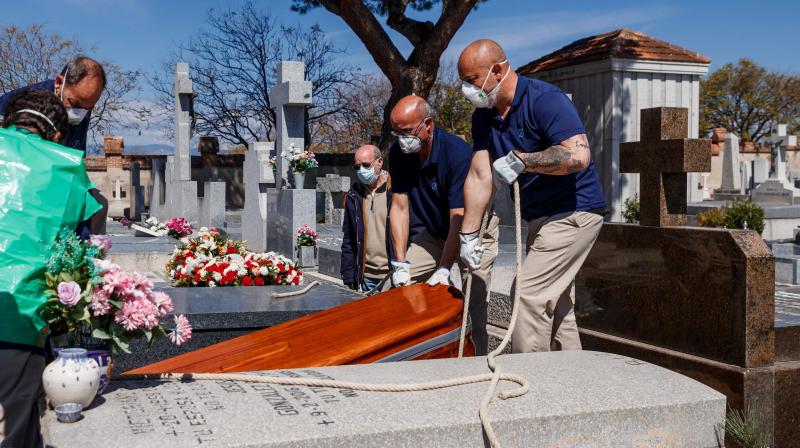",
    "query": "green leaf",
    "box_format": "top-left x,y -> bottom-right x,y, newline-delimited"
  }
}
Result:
144,330 -> 153,343
91,328 -> 111,340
